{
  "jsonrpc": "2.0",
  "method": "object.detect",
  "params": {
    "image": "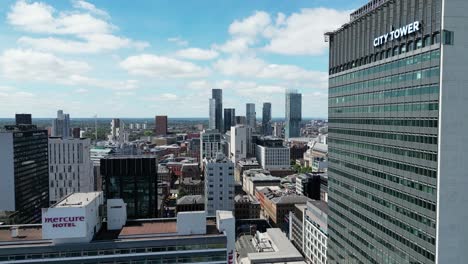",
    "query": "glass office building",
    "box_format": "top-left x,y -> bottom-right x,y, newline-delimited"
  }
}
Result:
326,0 -> 468,263
100,156 -> 158,218
285,90 -> 302,139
